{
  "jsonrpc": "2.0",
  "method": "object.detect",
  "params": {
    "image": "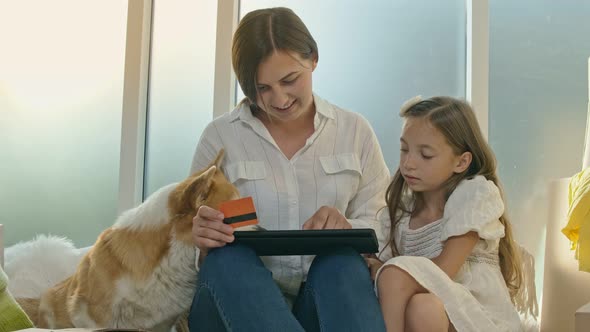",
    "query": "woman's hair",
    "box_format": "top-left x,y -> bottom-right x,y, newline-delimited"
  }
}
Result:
232,7 -> 318,110
384,96 -> 522,300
